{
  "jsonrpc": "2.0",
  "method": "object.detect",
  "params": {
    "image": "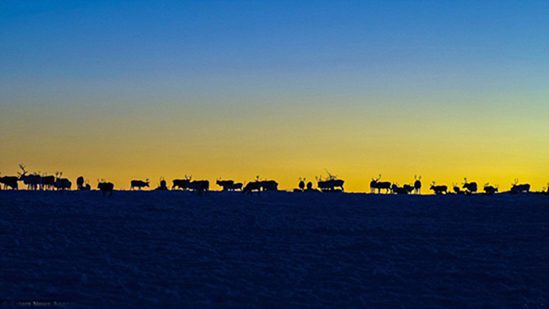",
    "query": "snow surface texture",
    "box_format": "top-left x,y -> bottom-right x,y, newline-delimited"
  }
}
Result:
1,191 -> 548,308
